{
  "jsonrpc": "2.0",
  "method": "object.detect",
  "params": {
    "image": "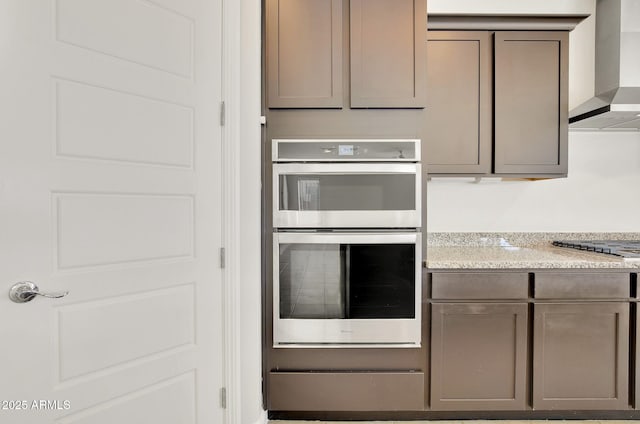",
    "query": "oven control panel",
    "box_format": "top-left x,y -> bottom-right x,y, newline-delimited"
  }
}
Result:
273,139 -> 420,162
